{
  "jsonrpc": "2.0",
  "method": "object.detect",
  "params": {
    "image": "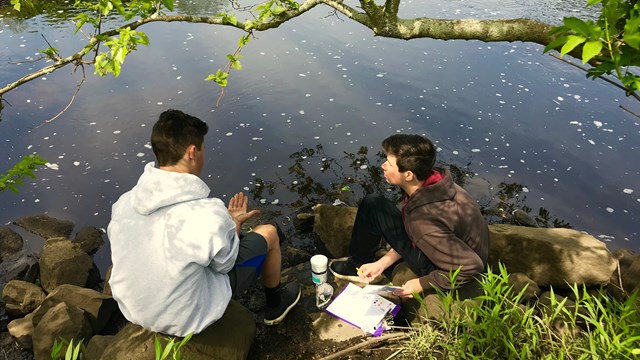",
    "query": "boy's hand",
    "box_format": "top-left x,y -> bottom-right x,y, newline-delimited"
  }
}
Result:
357,261 -> 385,282
228,192 -> 260,234
392,278 -> 423,298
